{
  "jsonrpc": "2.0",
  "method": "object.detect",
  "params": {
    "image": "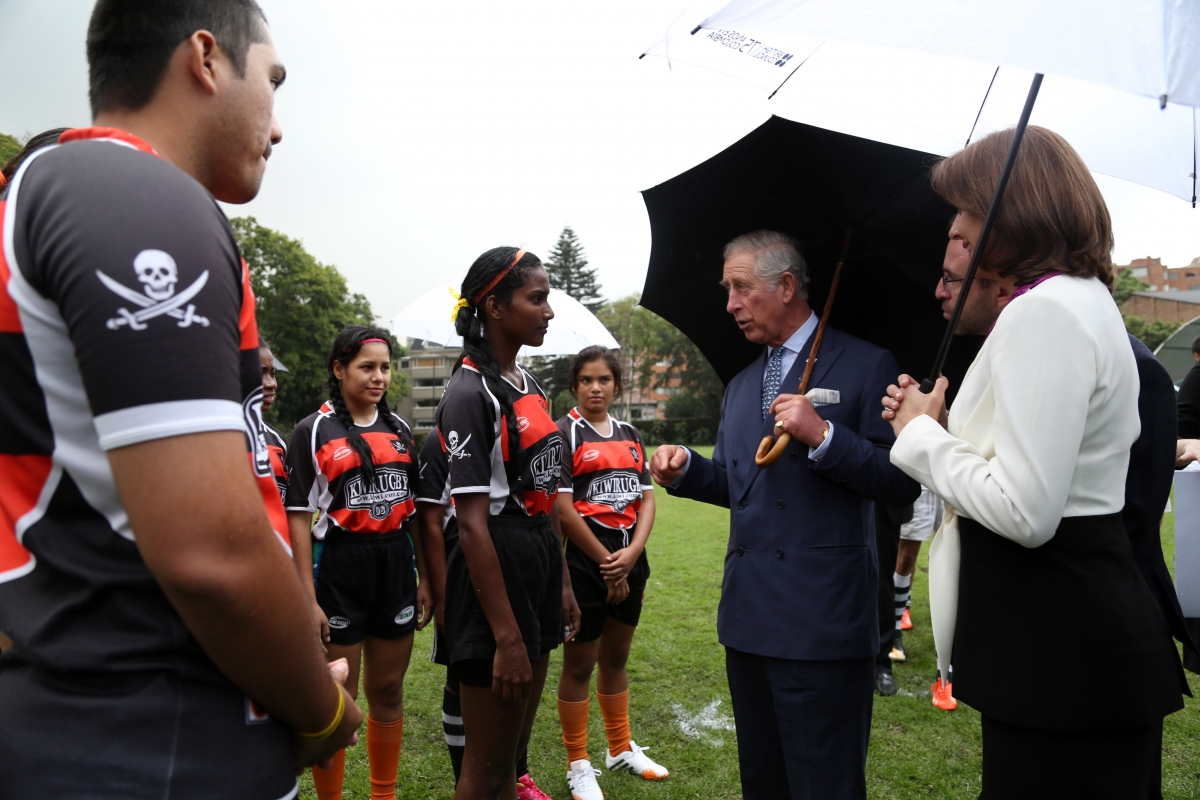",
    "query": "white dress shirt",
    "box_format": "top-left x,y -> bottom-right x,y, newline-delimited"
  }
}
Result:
890,274 -> 1140,677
